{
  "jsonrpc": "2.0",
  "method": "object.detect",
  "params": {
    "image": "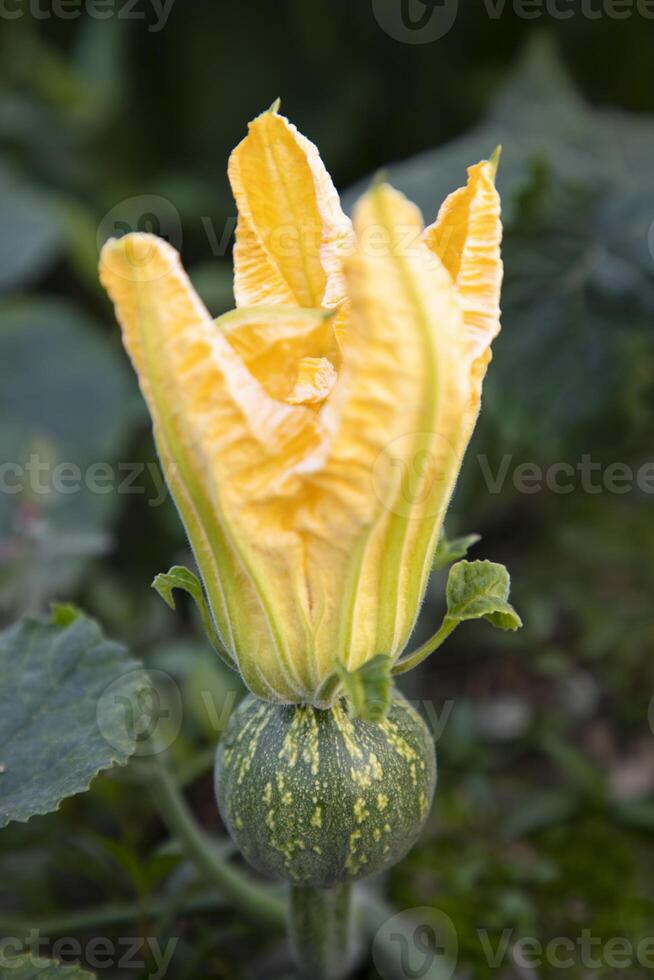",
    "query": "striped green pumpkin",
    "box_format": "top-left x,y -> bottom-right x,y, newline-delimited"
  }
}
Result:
214,690 -> 436,887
